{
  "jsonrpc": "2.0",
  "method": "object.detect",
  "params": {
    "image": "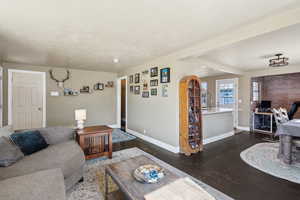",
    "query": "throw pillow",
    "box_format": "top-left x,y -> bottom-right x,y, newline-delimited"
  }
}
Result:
10,130 -> 49,155
0,126 -> 14,138
0,136 -> 24,167
38,127 -> 74,145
